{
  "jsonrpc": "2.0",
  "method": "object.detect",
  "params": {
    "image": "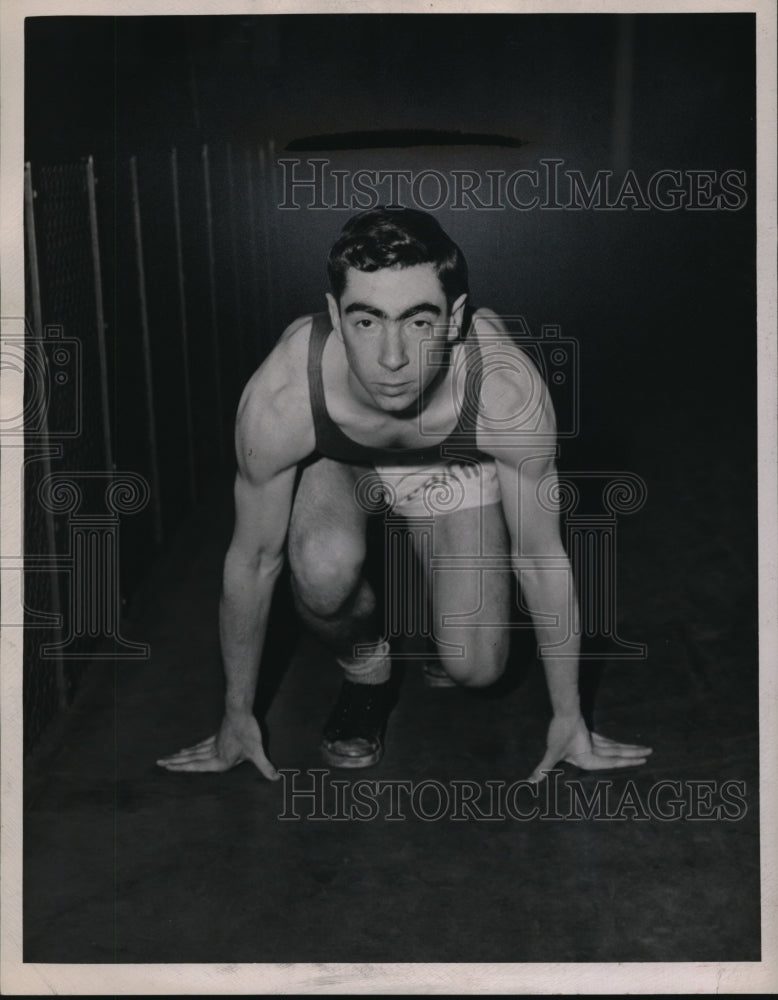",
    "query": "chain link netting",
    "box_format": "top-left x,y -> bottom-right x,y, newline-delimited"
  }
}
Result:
25,161 -> 108,752
23,143 -> 277,755
22,452 -> 63,755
